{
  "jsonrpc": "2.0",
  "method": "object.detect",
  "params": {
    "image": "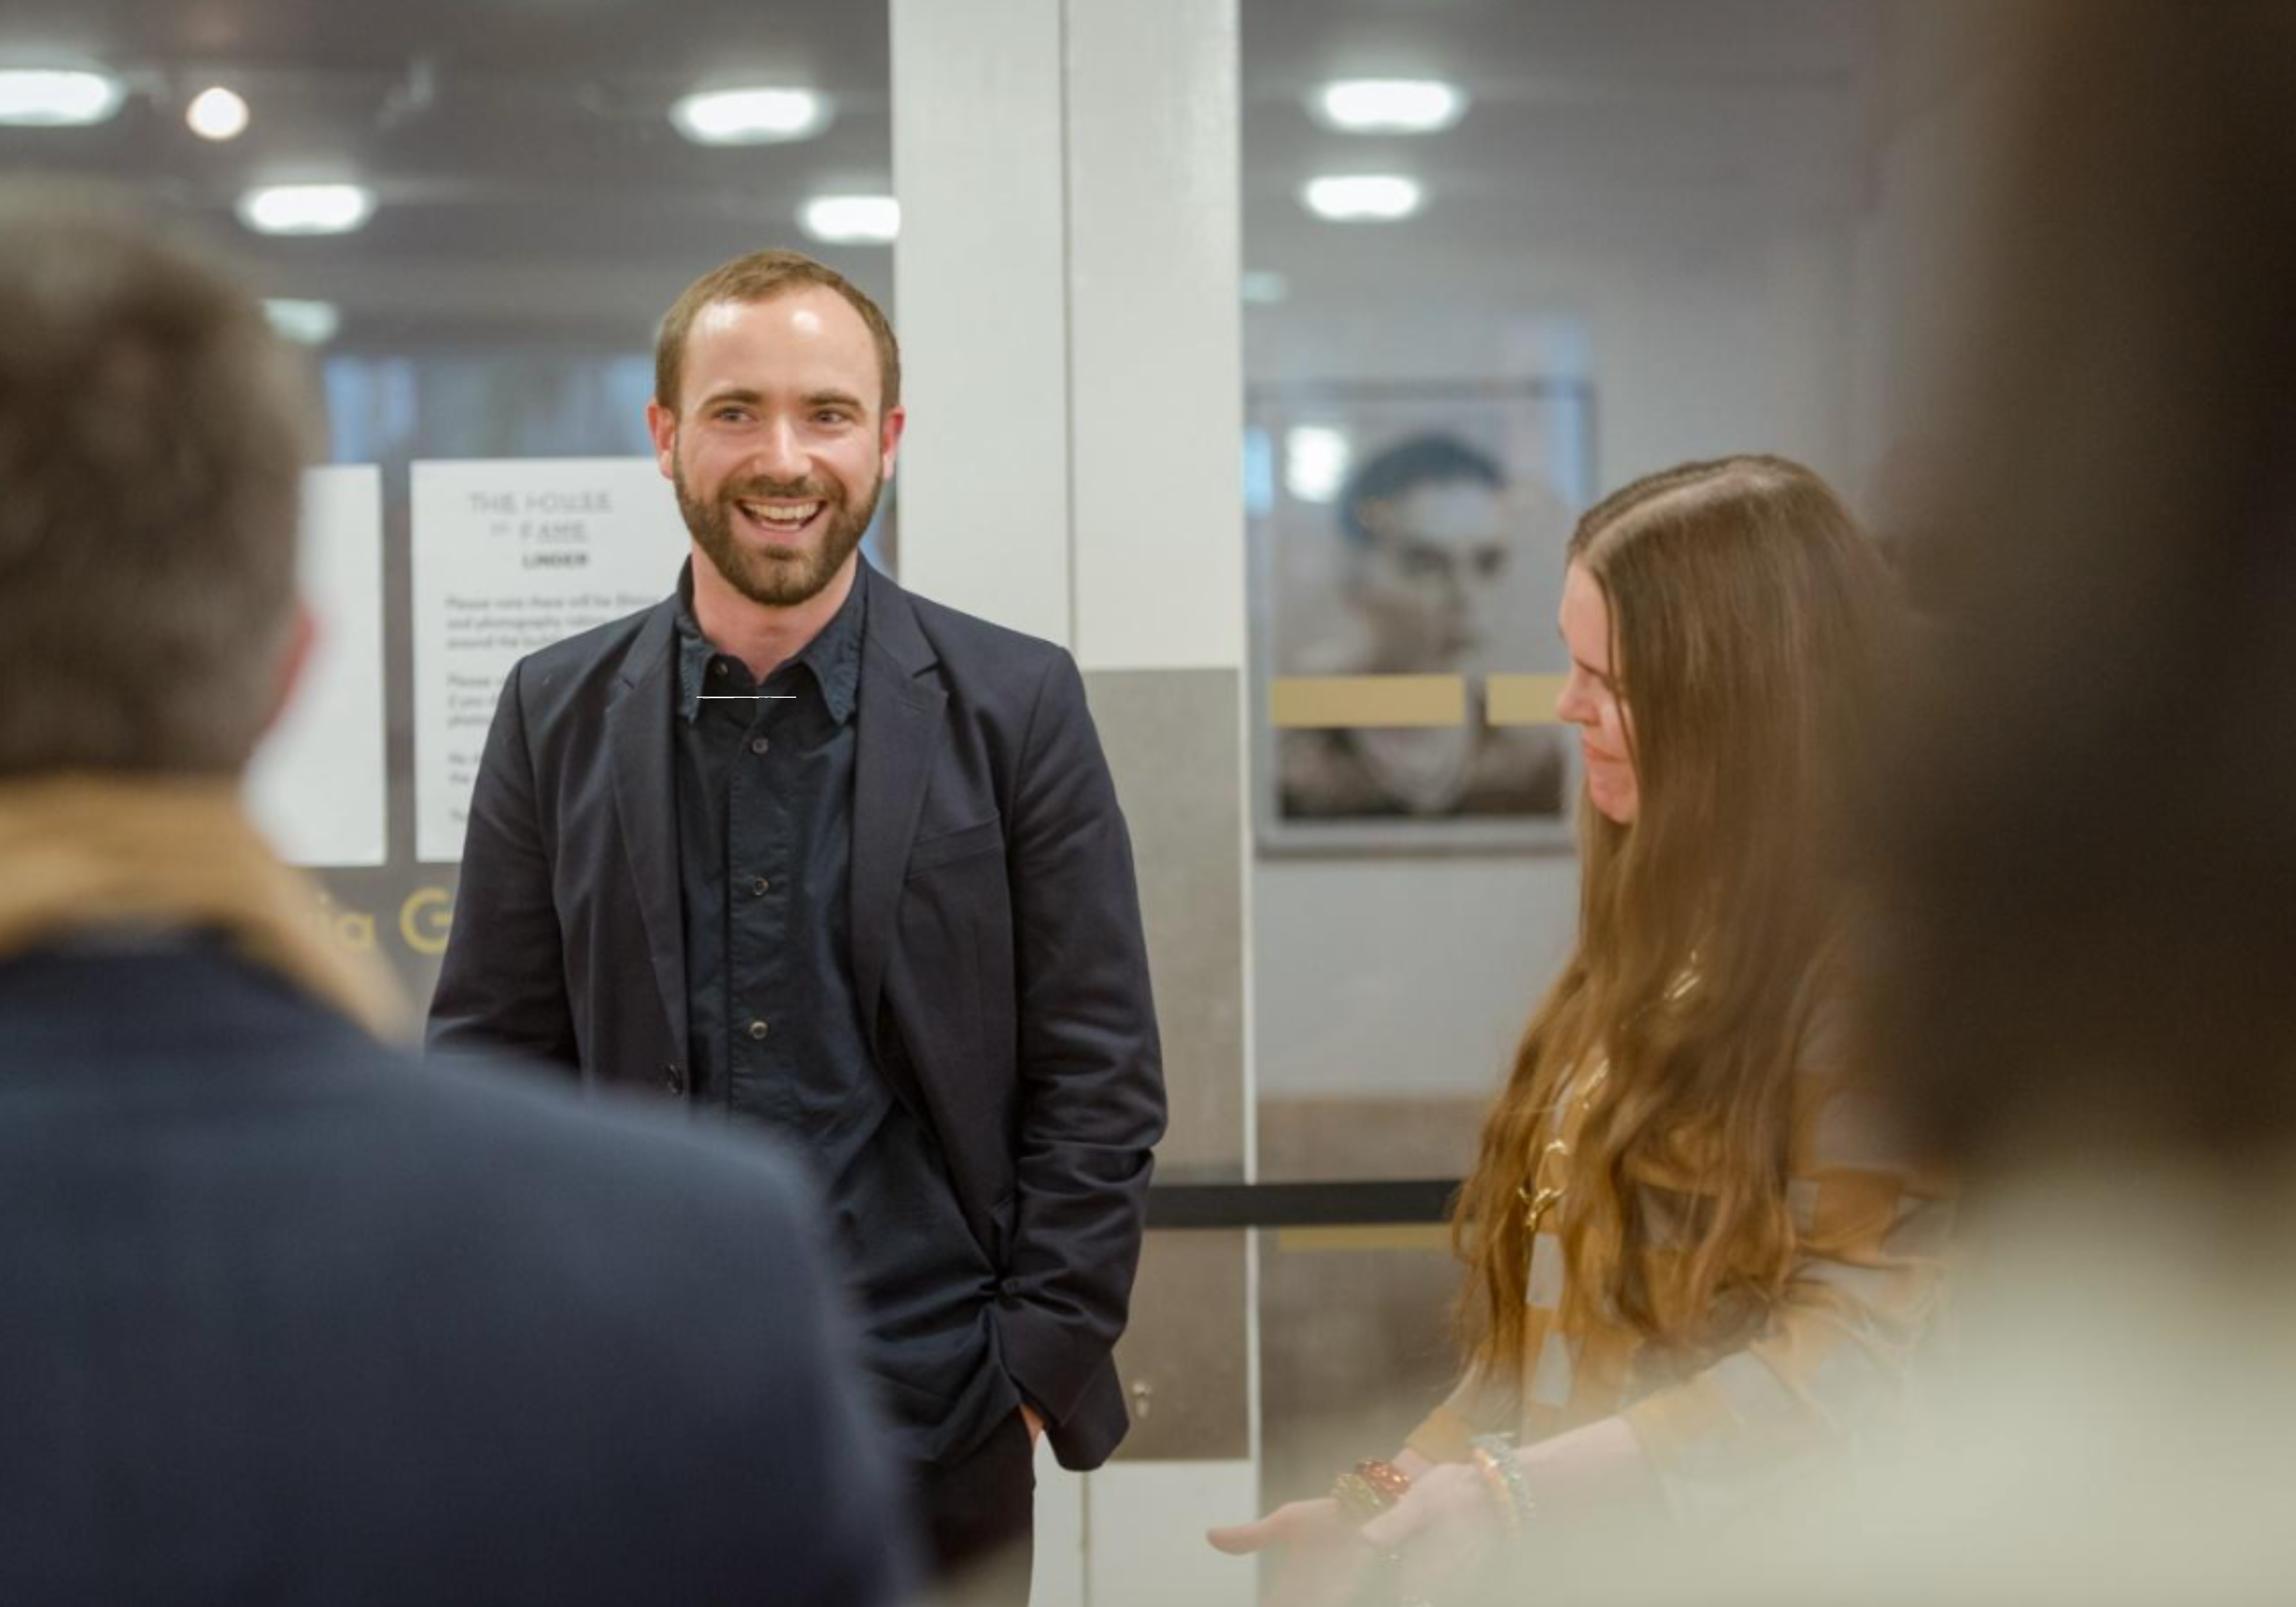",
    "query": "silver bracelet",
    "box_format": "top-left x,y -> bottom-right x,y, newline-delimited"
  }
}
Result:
1467,1432 -> 1536,1533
